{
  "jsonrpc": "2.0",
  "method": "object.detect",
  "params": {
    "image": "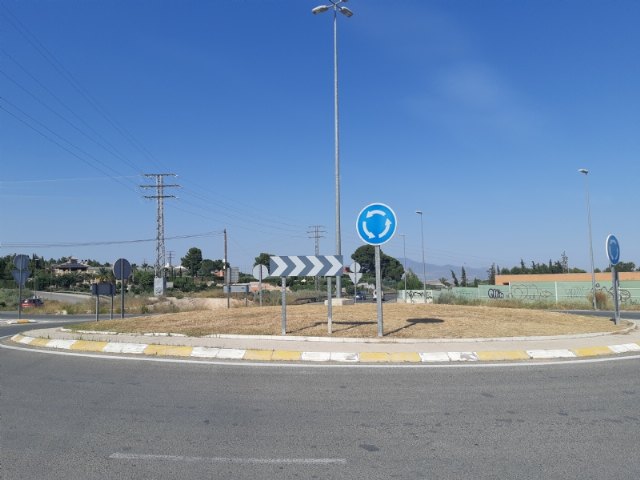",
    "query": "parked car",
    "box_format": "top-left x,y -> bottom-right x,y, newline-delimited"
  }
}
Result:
355,291 -> 366,300
21,297 -> 44,308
